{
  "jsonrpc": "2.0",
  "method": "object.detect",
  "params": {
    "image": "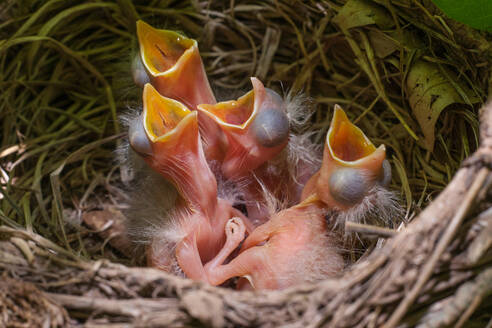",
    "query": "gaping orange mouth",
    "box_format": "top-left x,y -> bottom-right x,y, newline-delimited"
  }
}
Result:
136,21 -> 216,111
142,83 -> 196,143
300,105 -> 388,209
327,105 -> 380,165
137,20 -> 195,77
197,90 -> 256,130
196,77 -> 289,178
